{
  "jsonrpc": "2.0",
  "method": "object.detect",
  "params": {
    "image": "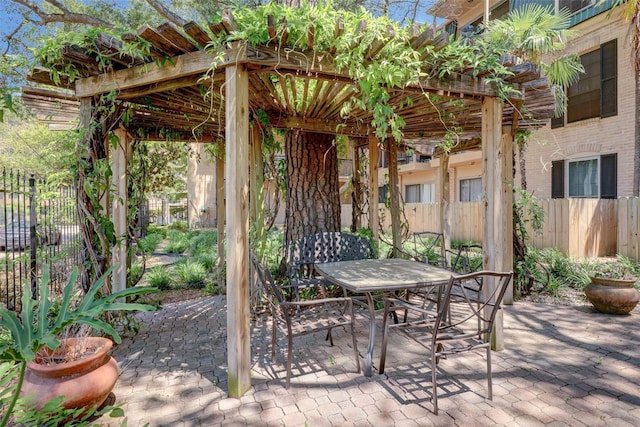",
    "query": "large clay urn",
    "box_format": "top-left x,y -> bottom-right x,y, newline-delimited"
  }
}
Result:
585,276 -> 640,315
21,337 -> 118,413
